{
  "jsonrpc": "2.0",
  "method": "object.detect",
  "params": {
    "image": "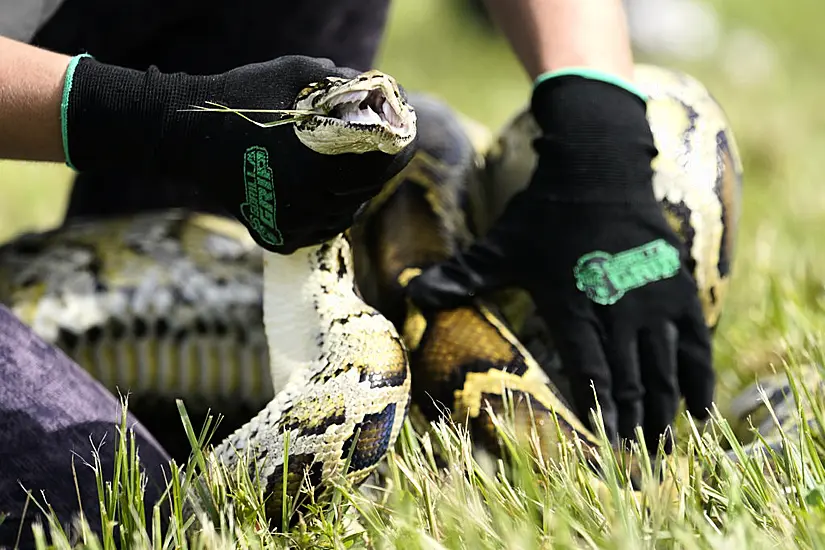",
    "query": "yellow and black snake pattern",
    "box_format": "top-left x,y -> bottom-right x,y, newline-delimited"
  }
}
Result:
2,64 -> 803,526
350,64 -> 746,464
